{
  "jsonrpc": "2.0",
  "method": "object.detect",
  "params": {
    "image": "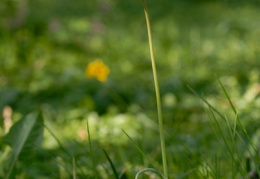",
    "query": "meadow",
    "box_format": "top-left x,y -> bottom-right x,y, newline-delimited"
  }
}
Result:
0,0 -> 260,178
